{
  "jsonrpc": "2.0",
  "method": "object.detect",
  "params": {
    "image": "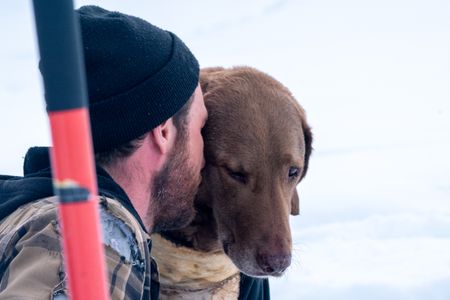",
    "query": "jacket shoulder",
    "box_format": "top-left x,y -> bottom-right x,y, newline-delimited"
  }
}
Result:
0,196 -> 153,299
0,196 -> 65,299
99,196 -> 150,264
